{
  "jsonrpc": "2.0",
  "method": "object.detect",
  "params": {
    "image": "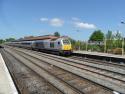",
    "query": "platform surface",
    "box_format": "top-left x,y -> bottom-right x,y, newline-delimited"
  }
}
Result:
0,53 -> 18,94
73,50 -> 125,59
